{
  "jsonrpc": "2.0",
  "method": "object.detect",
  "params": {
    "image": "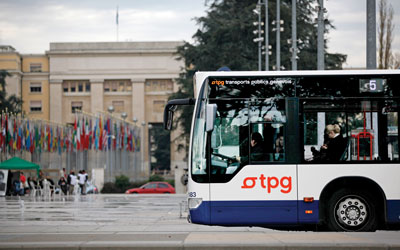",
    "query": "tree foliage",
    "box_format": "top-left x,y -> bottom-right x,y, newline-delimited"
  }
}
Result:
378,0 -> 395,69
170,0 -> 347,156
0,70 -> 23,114
150,124 -> 171,170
